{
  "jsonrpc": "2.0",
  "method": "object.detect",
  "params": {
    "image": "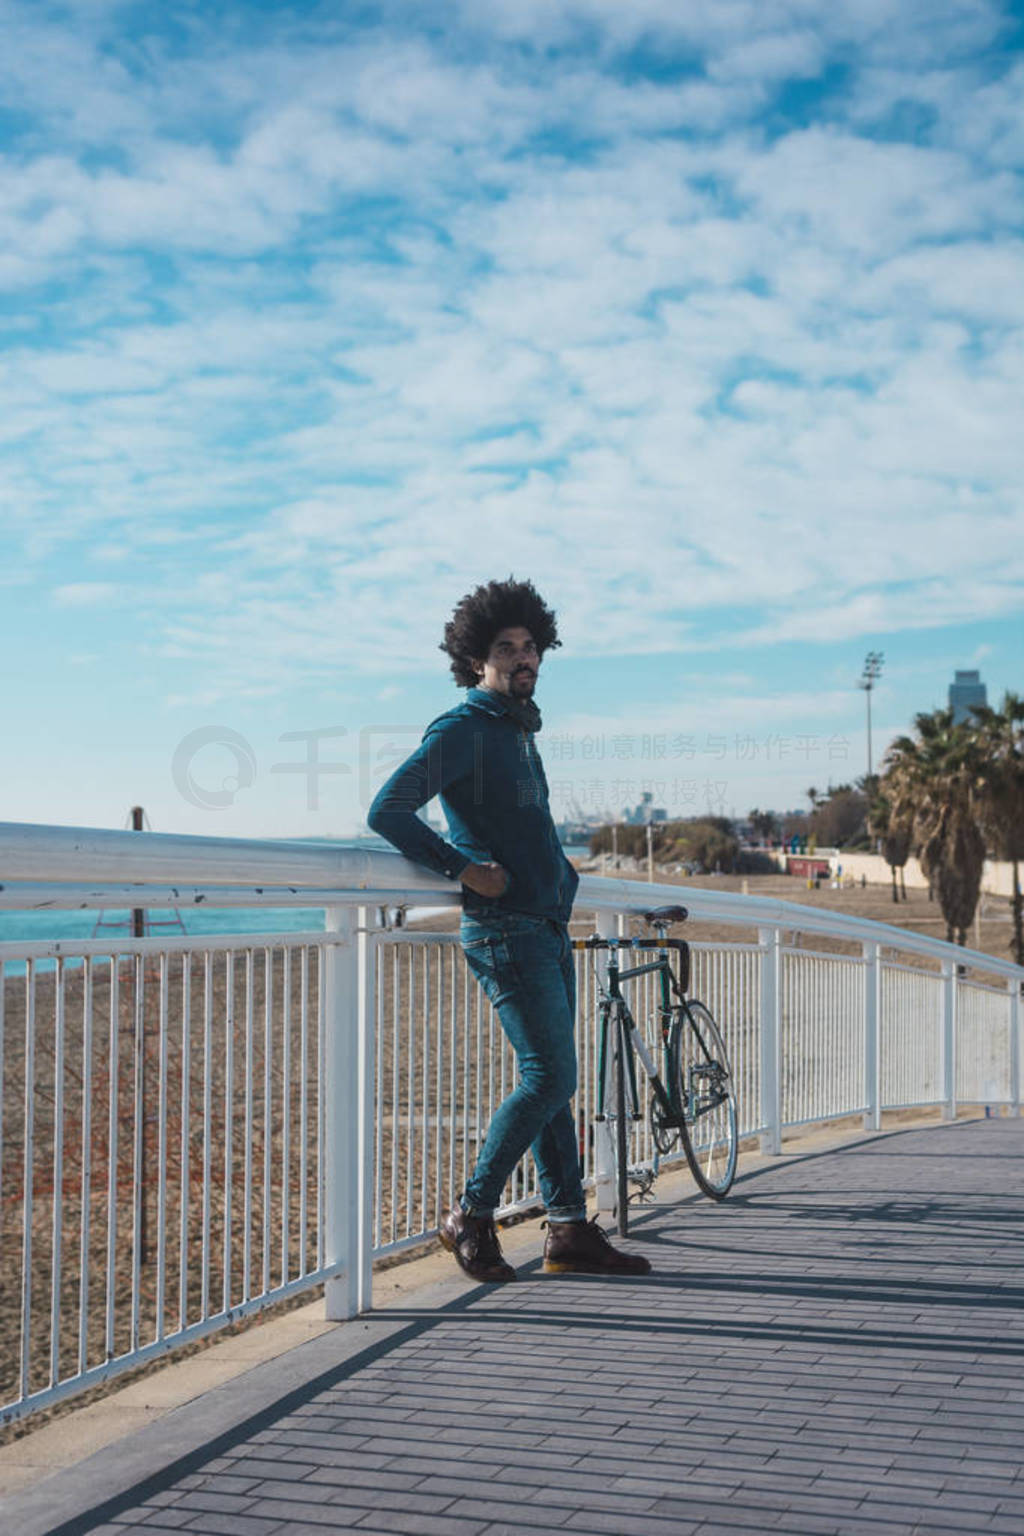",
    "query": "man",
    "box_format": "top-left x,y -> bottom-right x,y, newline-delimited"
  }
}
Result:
369,577 -> 650,1282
